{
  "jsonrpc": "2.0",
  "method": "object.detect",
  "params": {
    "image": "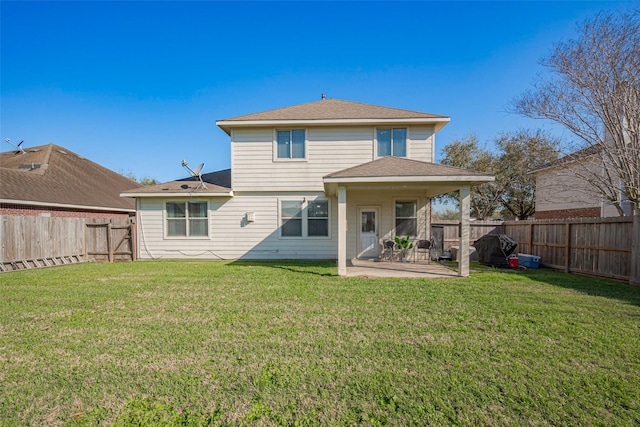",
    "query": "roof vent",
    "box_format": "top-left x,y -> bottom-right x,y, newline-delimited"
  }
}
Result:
321,93 -> 326,100
18,163 -> 41,170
